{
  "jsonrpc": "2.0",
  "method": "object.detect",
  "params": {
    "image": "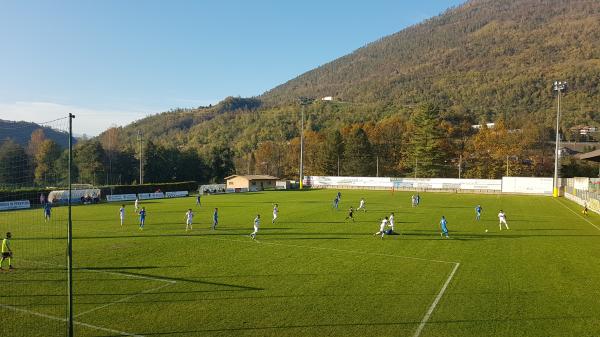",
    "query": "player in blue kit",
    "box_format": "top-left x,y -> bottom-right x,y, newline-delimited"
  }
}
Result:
212,208 -> 218,230
138,207 -> 146,230
440,216 -> 449,238
475,205 -> 482,221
